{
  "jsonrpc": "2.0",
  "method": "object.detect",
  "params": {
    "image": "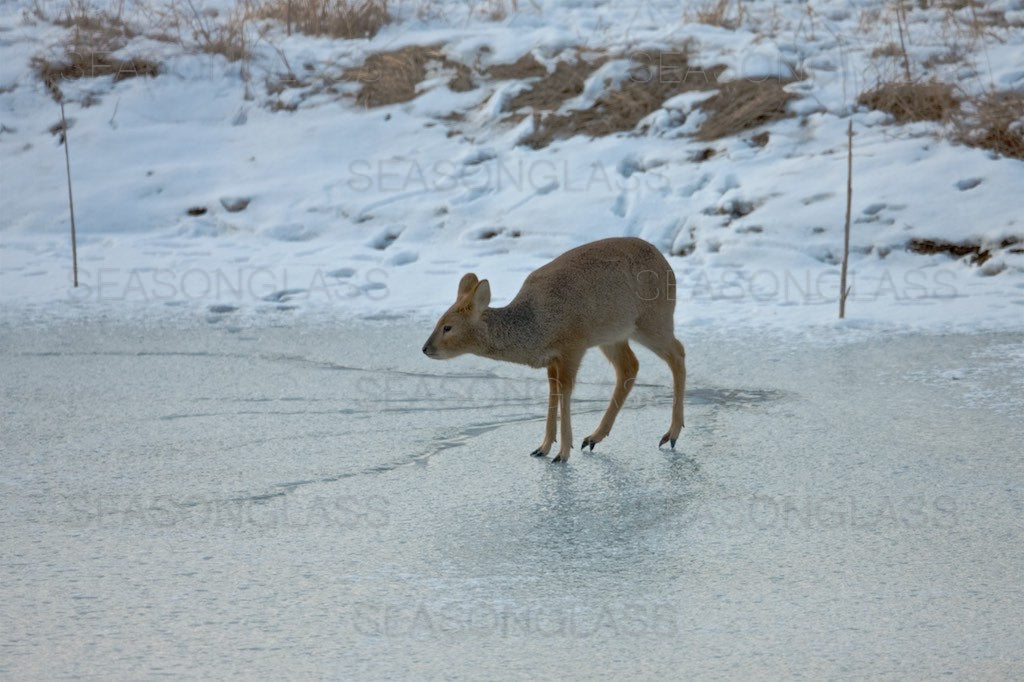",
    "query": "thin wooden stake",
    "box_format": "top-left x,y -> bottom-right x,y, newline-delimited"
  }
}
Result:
895,0 -> 912,81
840,119 -> 853,319
61,100 -> 79,288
